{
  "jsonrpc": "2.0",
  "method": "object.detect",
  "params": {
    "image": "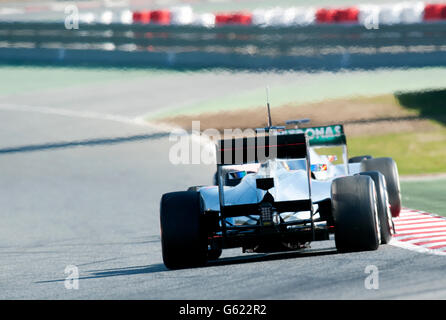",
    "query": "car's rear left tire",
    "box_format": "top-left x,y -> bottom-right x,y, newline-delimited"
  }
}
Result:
207,246 -> 222,260
332,175 -> 380,252
160,191 -> 208,269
